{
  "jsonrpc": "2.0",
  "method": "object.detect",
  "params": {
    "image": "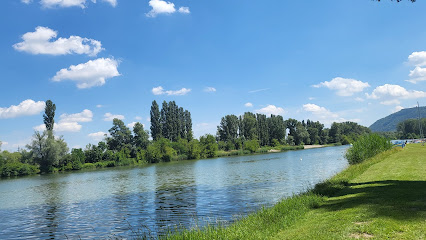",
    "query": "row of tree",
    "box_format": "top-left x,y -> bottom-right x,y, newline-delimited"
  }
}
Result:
216,112 -> 371,150
1,100 -> 371,177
